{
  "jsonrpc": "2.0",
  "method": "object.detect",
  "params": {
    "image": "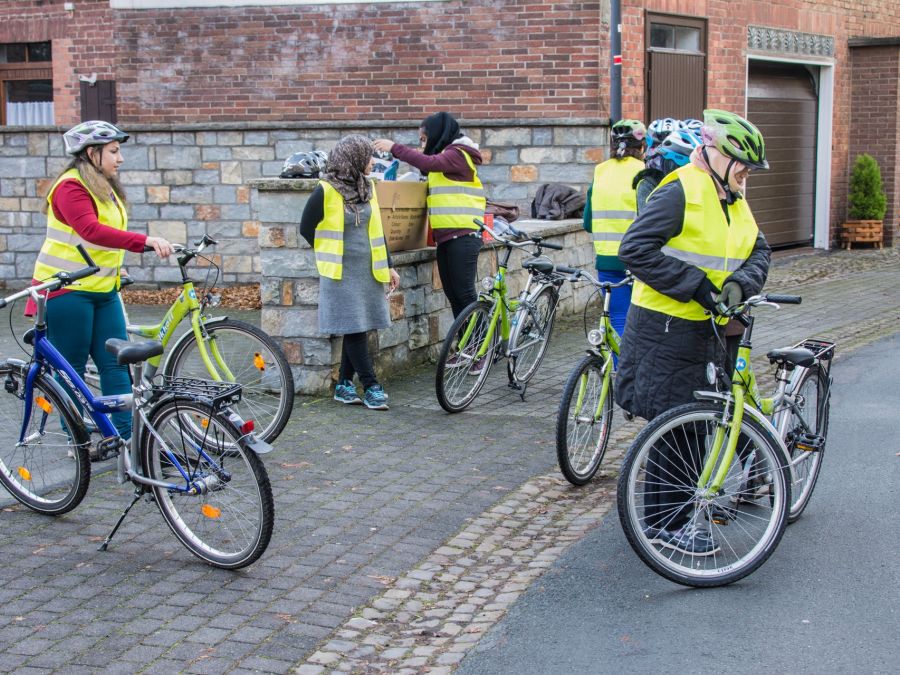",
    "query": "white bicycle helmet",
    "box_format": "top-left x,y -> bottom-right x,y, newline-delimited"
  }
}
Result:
647,118 -> 679,148
280,152 -> 324,178
63,120 -> 129,155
